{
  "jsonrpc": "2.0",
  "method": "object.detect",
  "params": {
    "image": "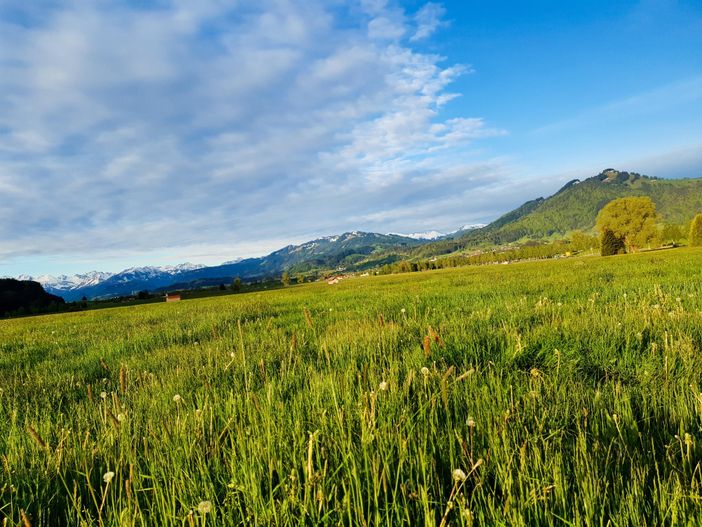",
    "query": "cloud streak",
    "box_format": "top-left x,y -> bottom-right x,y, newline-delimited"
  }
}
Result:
0,0 -> 510,273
